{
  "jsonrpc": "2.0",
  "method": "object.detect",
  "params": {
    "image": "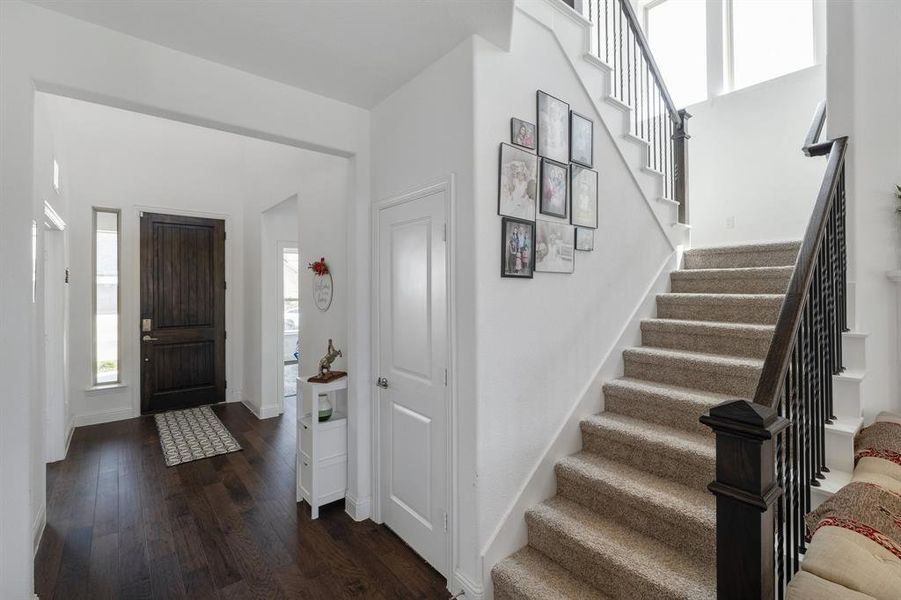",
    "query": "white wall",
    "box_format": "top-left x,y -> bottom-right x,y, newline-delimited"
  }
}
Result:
371,36 -> 479,592
473,6 -> 672,592
828,1 -> 901,420
686,65 -> 827,247
254,168 -> 349,420
243,147 -> 349,420
29,92 -> 71,557
0,3 -> 369,595
46,95 -> 350,428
